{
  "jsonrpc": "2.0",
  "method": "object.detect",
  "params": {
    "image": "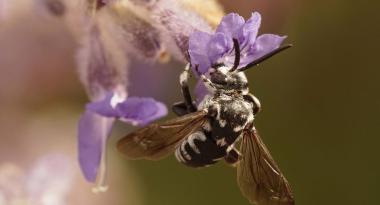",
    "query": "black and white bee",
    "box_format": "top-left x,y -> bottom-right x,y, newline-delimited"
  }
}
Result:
117,39 -> 294,205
